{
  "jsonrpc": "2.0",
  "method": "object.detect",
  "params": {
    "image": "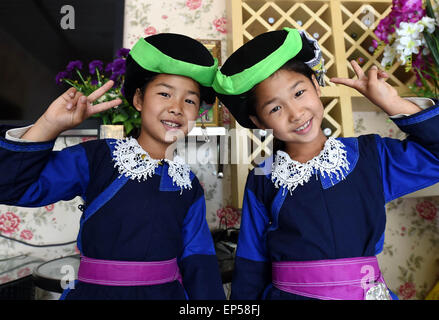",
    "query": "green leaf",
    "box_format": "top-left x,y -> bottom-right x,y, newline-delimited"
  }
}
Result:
424,32 -> 439,67
102,113 -> 110,125
426,0 -> 435,19
111,113 -> 129,123
124,121 -> 133,134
